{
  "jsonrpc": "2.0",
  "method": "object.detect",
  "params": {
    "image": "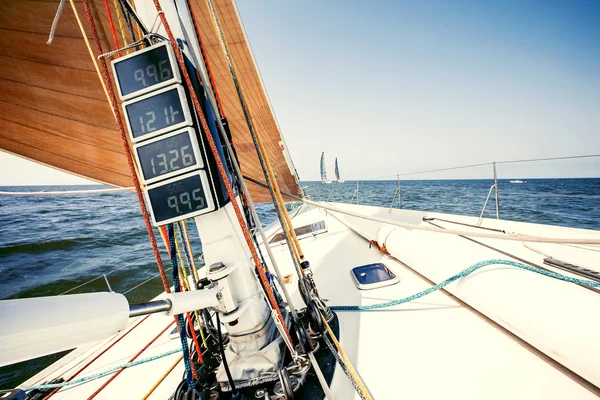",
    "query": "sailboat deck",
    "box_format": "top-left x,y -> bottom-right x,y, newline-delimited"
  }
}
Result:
21,203 -> 600,399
